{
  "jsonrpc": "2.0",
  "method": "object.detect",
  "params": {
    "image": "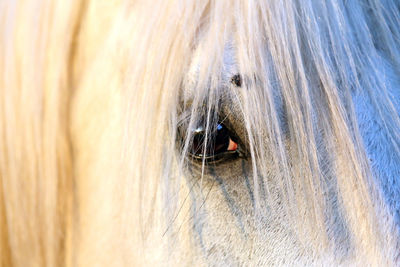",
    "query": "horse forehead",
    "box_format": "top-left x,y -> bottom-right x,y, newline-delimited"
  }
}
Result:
185,41 -> 238,94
